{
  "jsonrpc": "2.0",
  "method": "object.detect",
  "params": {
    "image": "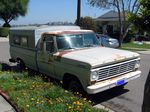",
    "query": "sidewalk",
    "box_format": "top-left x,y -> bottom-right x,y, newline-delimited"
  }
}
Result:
0,38 -> 9,42
0,37 -> 15,112
0,96 -> 15,112
136,50 -> 150,55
